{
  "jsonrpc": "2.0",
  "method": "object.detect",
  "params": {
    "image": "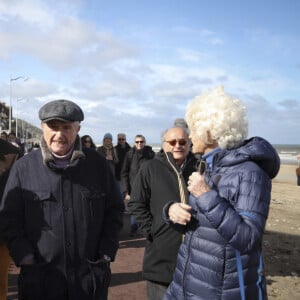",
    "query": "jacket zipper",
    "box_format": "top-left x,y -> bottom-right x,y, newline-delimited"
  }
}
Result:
182,230 -> 194,299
